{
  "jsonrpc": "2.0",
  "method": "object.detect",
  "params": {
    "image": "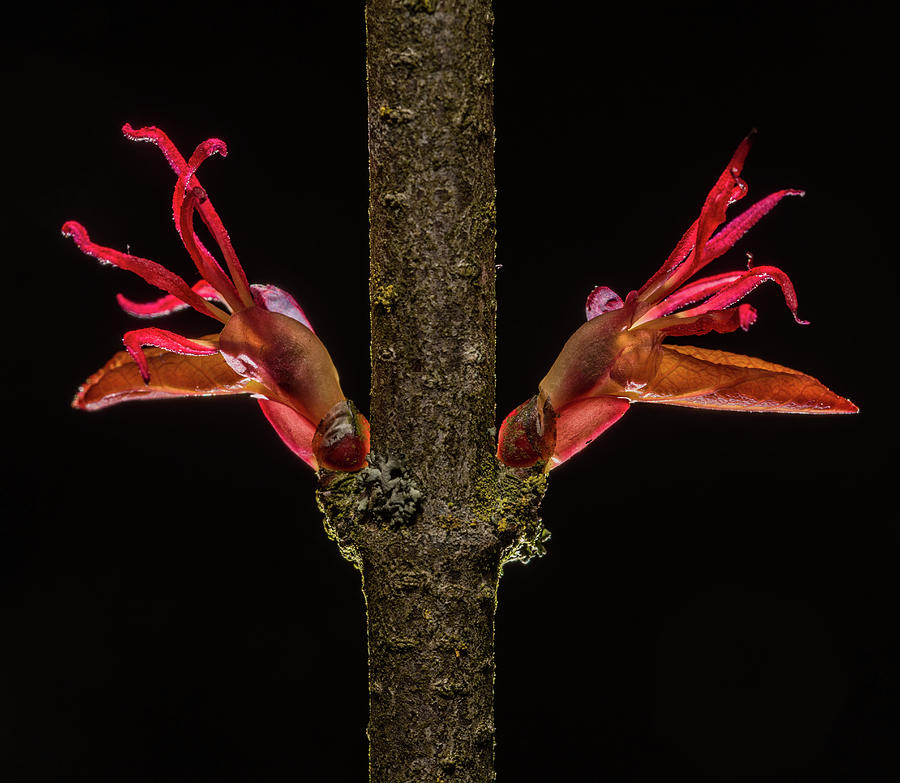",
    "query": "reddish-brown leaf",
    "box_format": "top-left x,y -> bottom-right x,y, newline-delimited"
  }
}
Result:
640,344 -> 858,413
73,341 -> 263,411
